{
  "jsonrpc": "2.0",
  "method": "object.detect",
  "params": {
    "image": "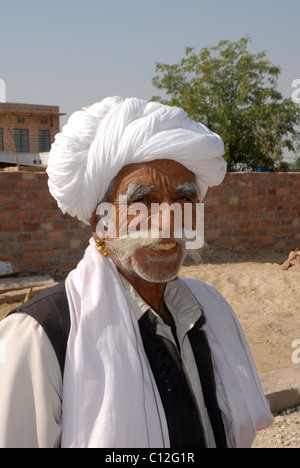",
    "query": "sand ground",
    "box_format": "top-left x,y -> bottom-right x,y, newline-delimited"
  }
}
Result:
180,248 -> 300,374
